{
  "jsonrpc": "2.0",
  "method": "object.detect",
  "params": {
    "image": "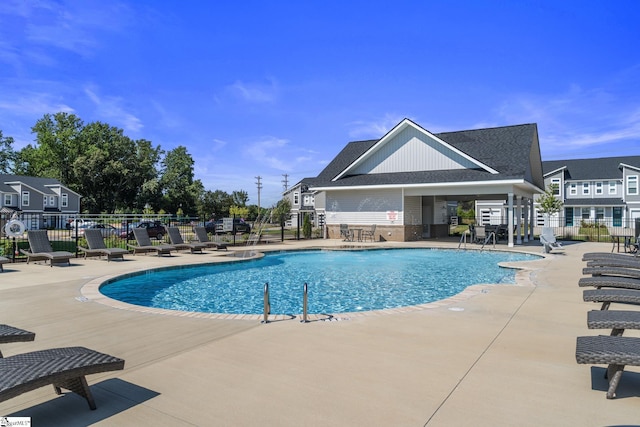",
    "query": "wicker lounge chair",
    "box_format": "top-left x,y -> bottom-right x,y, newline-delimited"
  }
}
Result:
583,288 -> 640,310
192,227 -> 228,250
583,252 -> 639,261
586,258 -> 640,270
583,266 -> 640,279
167,227 -> 207,254
587,309 -> 640,336
0,256 -> 9,272
20,230 -> 73,267
0,346 -> 124,409
79,229 -> 129,261
0,325 -> 35,358
579,276 -> 640,291
576,335 -> 640,398
128,228 -> 175,256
